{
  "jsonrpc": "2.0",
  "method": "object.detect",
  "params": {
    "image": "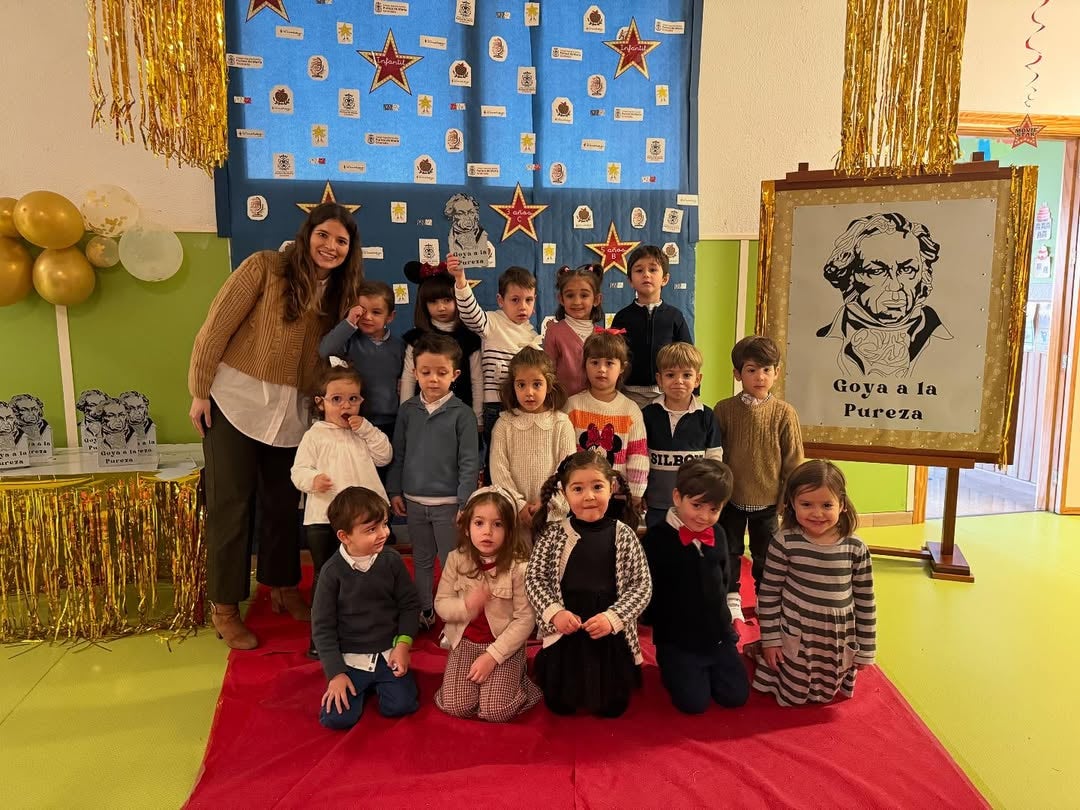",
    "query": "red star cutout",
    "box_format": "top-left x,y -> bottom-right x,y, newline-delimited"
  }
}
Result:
586,221 -> 640,273
603,17 -> 660,79
296,182 -> 361,214
358,30 -> 423,95
489,183 -> 548,242
246,0 -> 288,22
1007,114 -> 1045,148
